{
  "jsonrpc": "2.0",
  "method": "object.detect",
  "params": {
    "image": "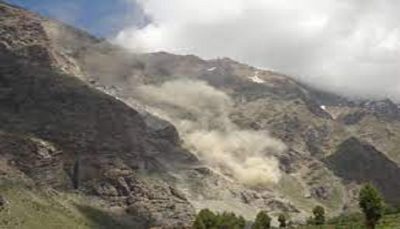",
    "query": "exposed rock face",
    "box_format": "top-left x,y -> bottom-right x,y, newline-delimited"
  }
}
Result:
361,99 -> 400,121
326,137 -> 400,205
94,170 -> 194,228
340,111 -> 366,125
0,60 -> 194,228
0,133 -> 67,188
125,50 -> 400,216
0,4 -> 196,227
2,1 -> 400,227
